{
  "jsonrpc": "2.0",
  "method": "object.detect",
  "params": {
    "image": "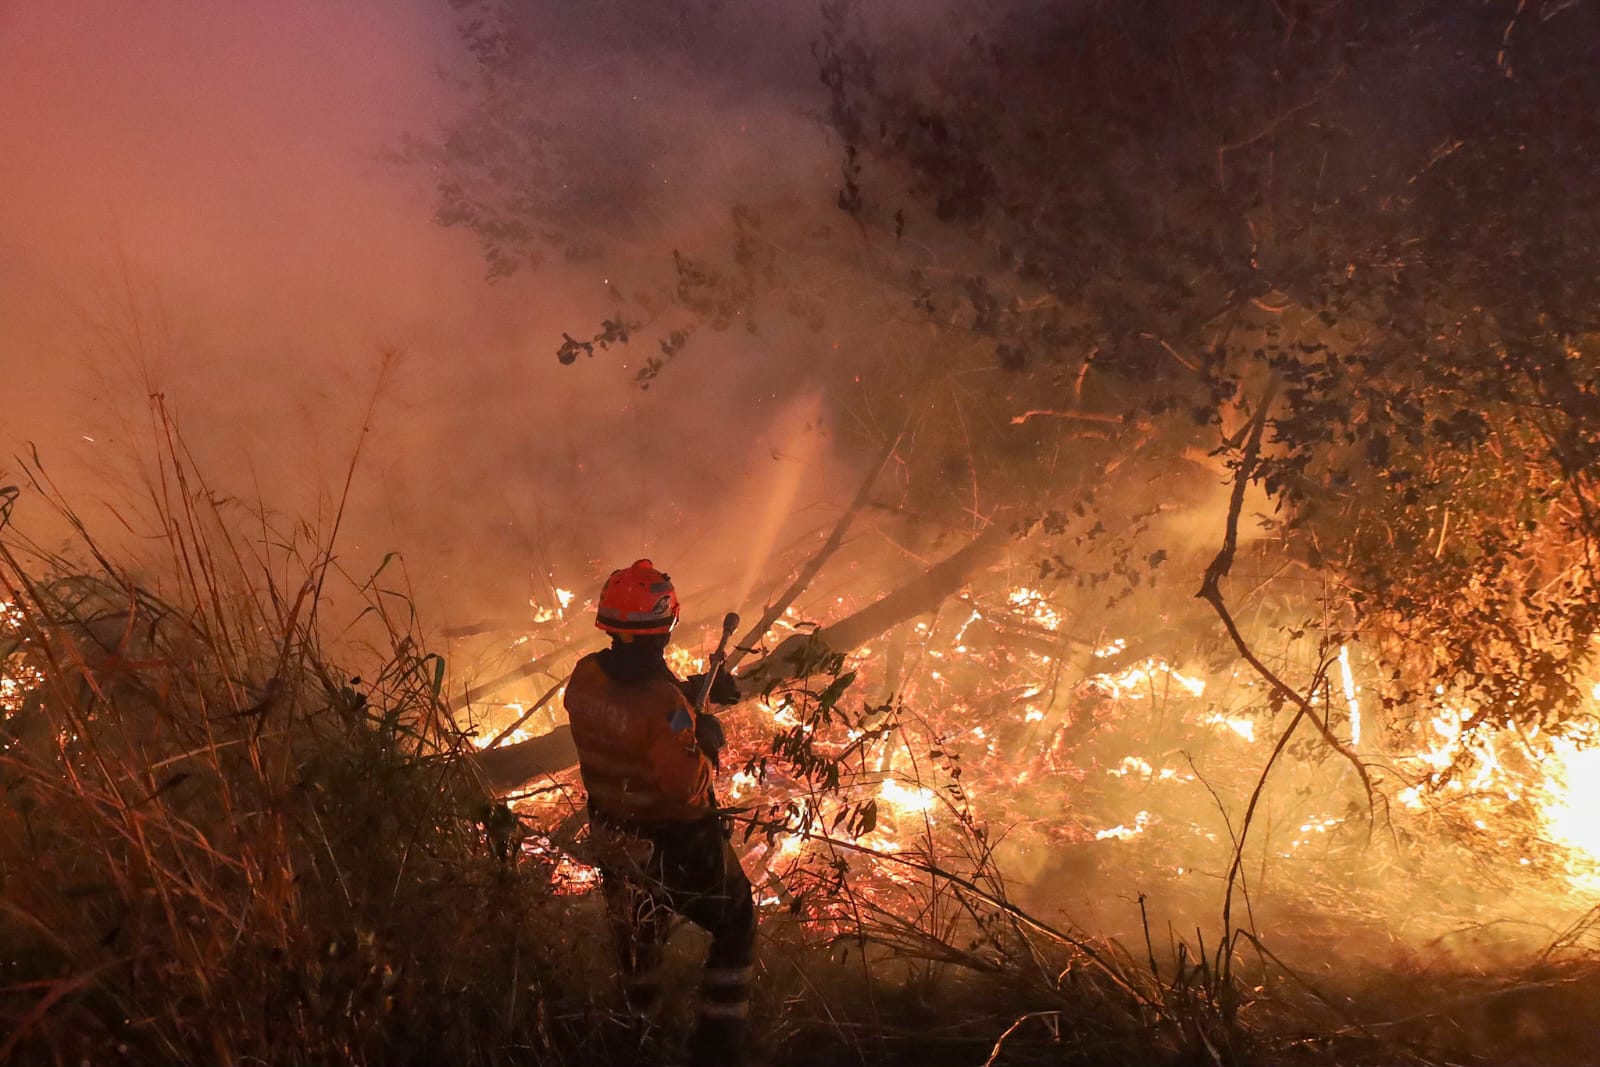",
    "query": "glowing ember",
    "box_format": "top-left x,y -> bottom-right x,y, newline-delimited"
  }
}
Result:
1095,811 -> 1152,840
952,607 -> 982,639
1006,587 -> 1061,630
0,601 -> 43,721
523,835 -> 601,894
